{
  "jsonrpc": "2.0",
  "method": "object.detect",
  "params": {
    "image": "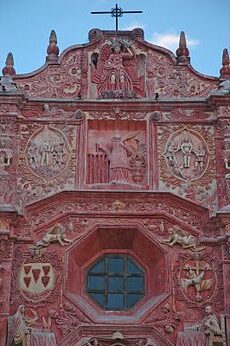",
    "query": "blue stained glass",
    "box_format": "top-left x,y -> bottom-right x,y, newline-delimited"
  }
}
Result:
126,294 -> 143,307
108,258 -> 123,272
108,277 -> 123,291
87,255 -> 145,310
127,259 -> 142,274
108,294 -> 123,309
91,293 -> 105,306
127,277 -> 144,291
90,259 -> 105,273
88,276 -> 105,290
